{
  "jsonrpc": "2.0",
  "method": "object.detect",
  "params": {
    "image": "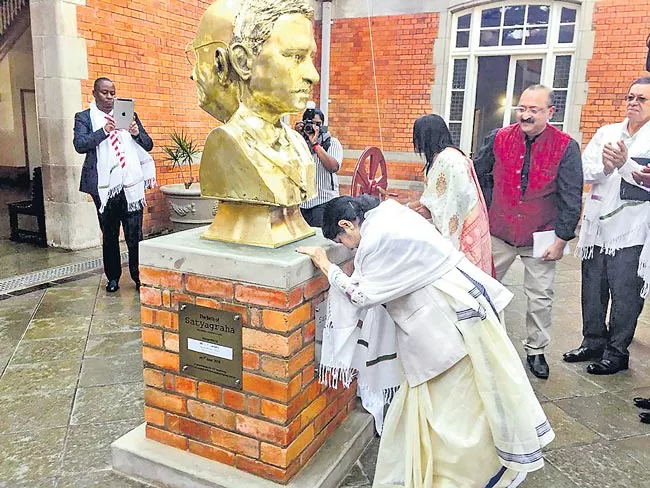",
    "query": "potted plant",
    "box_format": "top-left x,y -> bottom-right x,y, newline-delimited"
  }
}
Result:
159,131 -> 217,231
